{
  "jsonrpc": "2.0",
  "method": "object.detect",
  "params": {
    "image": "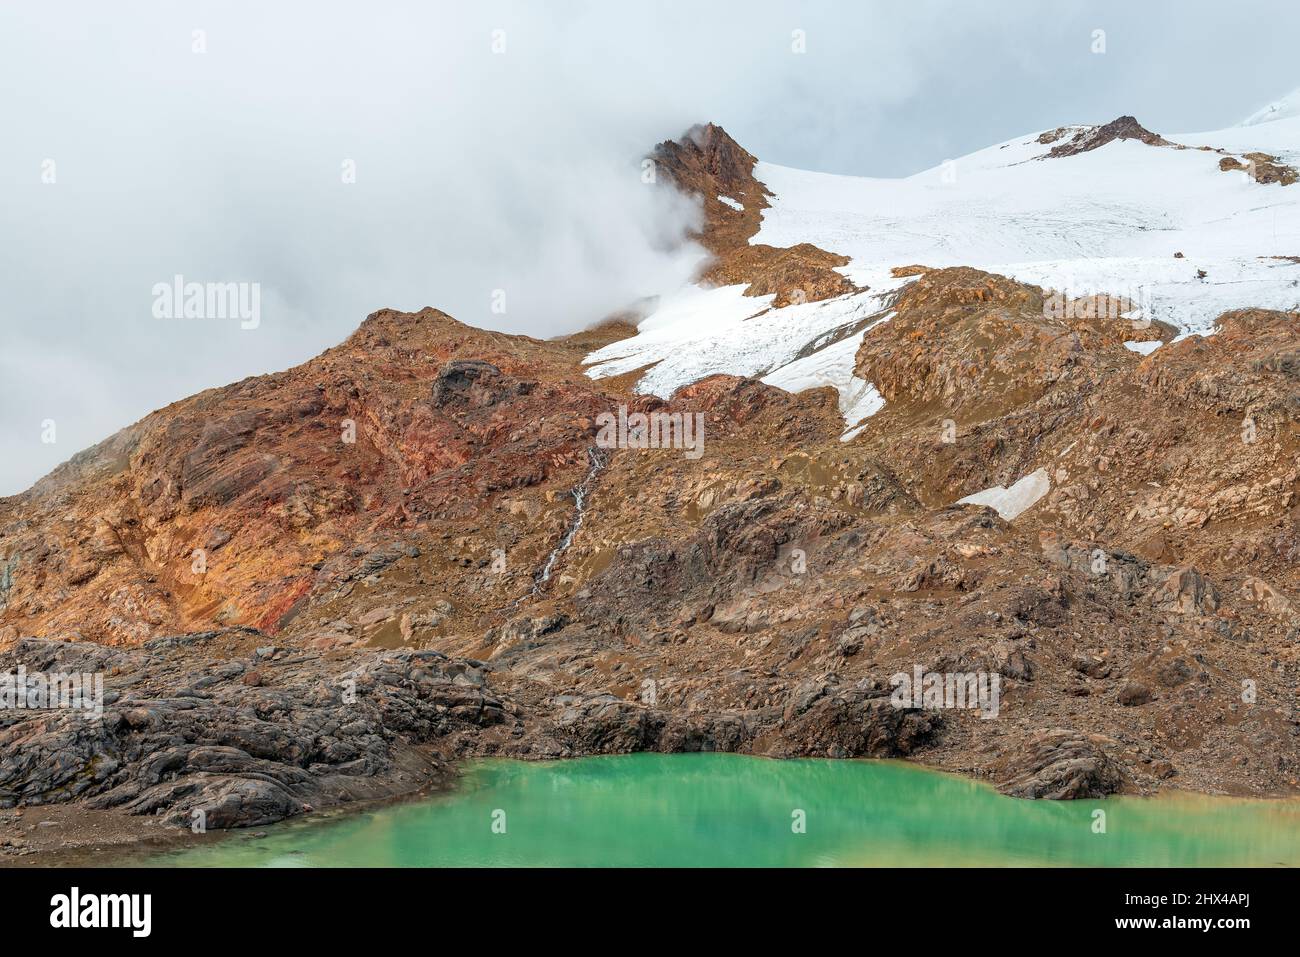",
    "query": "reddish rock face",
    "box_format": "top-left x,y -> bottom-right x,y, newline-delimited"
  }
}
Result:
0,307 -> 632,645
